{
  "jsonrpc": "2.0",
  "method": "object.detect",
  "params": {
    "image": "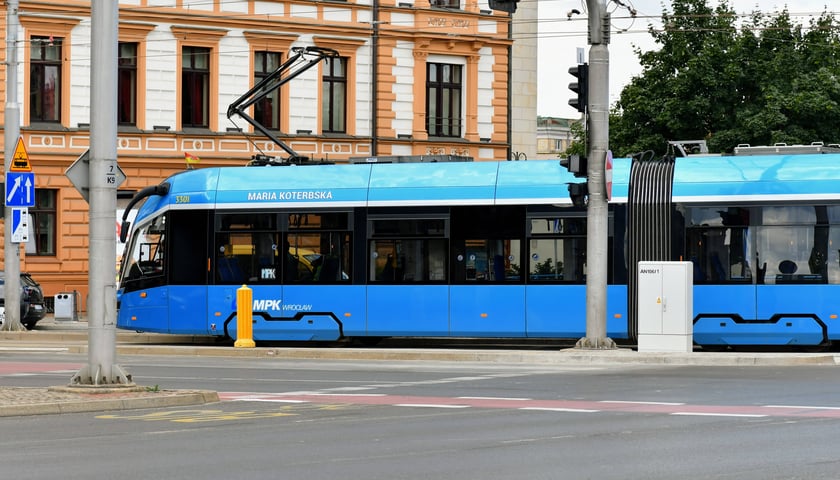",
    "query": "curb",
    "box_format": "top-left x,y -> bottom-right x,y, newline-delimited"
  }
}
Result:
5,323 -> 840,367
106,344 -> 840,366
0,389 -> 220,417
